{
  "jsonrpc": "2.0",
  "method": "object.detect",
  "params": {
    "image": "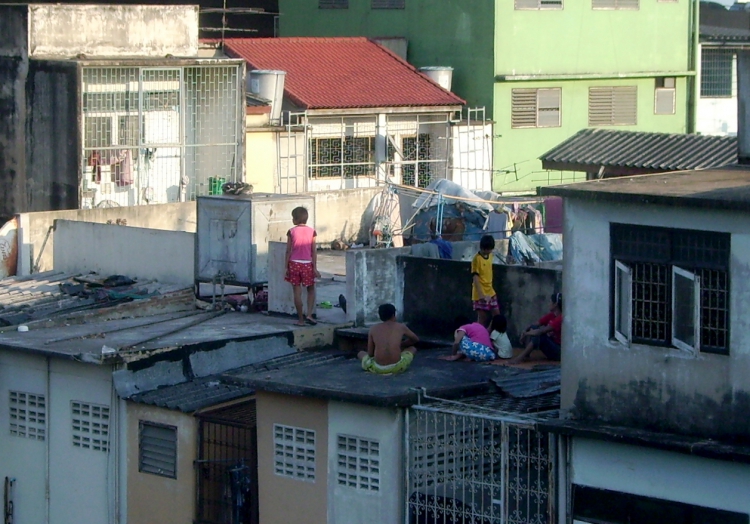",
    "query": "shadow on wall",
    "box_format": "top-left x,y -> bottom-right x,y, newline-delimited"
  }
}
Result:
401,256 -> 562,340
